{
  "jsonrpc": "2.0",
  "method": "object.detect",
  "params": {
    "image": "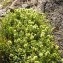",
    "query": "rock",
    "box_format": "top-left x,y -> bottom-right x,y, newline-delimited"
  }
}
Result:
0,9 -> 6,17
43,0 -> 63,55
22,3 -> 29,8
